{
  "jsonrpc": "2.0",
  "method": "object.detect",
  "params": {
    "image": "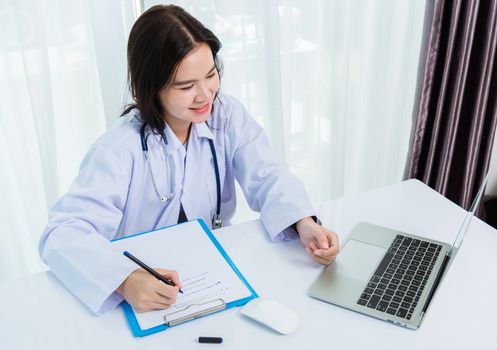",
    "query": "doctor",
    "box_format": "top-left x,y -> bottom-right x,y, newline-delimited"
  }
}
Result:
39,4 -> 339,315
